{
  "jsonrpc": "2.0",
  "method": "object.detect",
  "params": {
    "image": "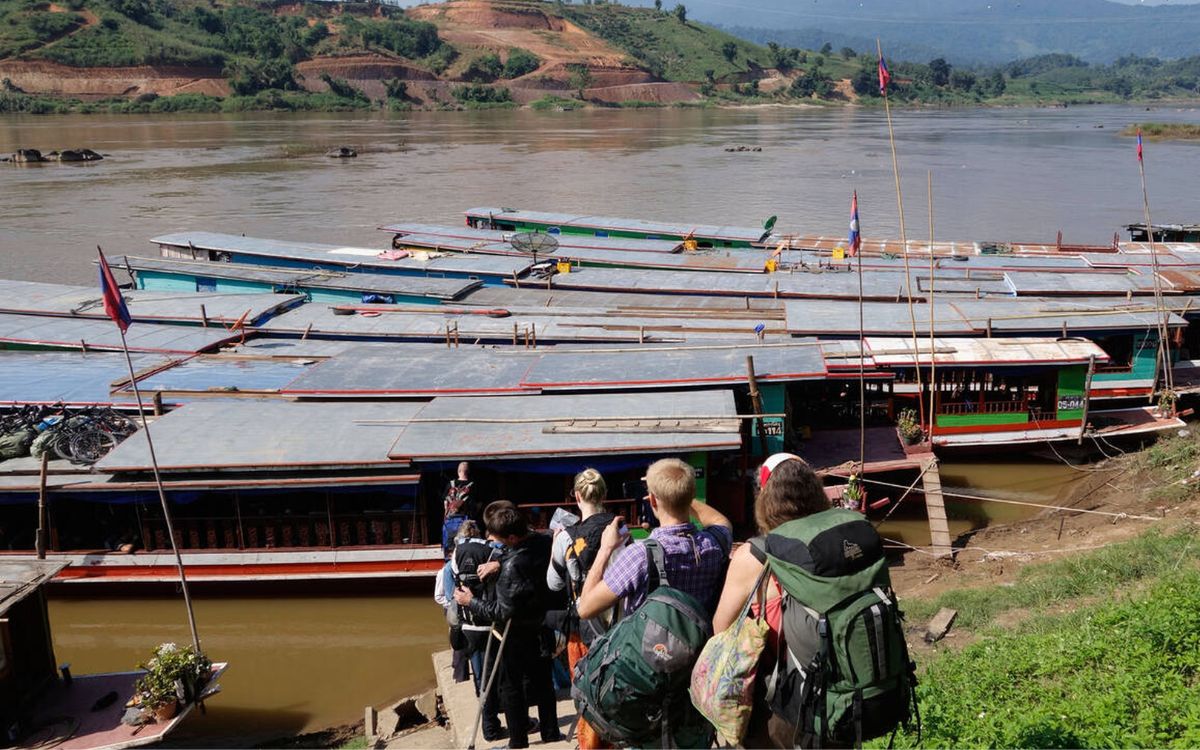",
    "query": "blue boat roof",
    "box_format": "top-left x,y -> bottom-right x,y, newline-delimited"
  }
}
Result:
0,351 -> 170,406
463,207 -> 773,245
0,278 -> 302,326
0,312 -> 238,354
115,255 -> 481,300
151,232 -> 535,278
